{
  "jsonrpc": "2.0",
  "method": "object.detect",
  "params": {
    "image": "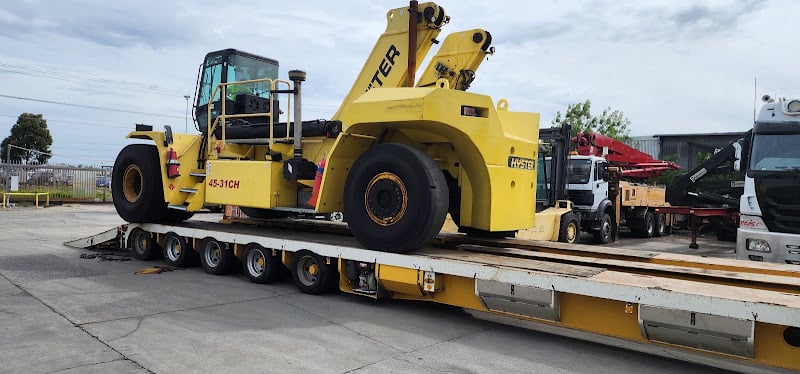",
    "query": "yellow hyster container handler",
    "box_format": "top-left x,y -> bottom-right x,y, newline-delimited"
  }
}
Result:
112,2 -> 539,253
